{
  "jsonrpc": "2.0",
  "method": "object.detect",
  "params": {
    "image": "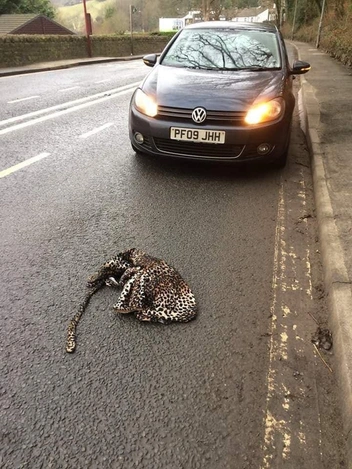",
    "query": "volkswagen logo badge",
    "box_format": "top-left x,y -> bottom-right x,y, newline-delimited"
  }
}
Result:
192,107 -> 207,124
